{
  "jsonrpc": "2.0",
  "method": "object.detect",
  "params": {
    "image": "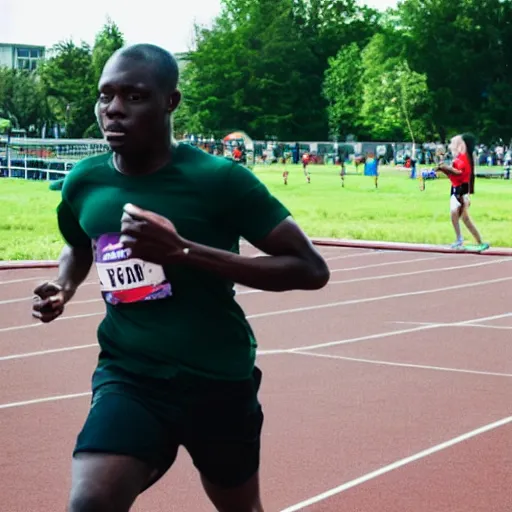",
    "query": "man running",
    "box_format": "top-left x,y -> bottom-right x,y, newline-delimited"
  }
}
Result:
31,44 -> 330,512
